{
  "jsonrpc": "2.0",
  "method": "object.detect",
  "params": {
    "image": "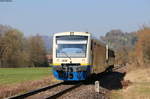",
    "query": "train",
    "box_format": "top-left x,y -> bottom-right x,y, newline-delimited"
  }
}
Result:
52,32 -> 115,81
